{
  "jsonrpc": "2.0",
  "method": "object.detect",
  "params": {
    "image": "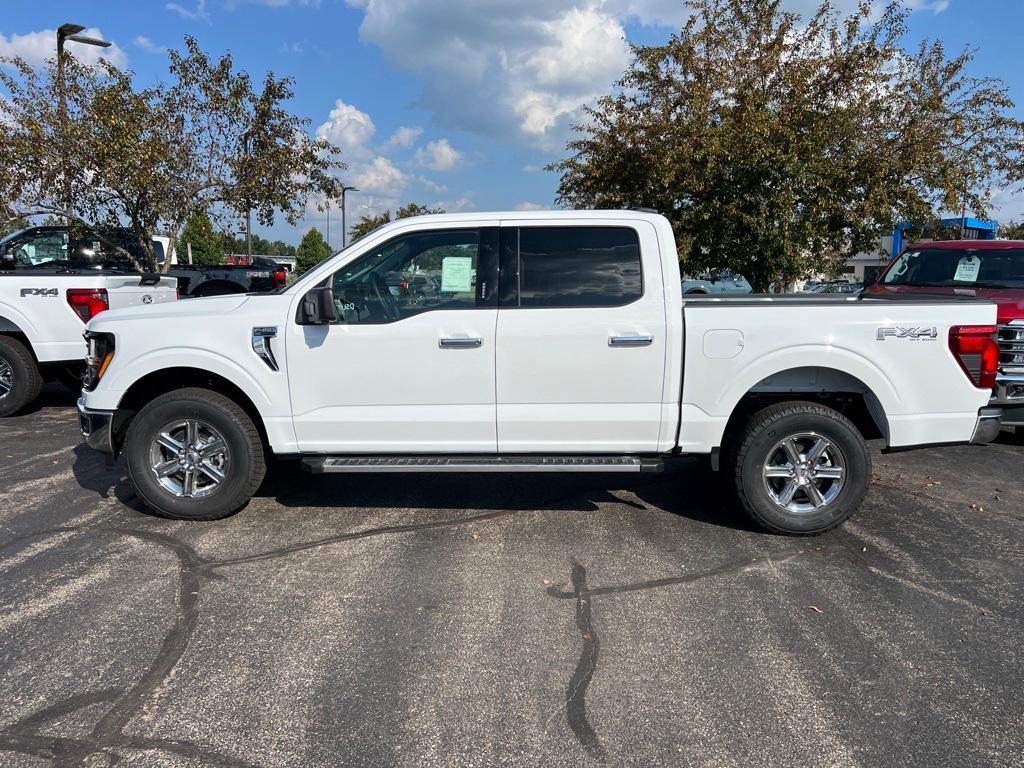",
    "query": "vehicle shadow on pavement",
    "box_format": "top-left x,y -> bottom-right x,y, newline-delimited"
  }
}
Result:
72,445 -> 757,534
254,456 -> 758,533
